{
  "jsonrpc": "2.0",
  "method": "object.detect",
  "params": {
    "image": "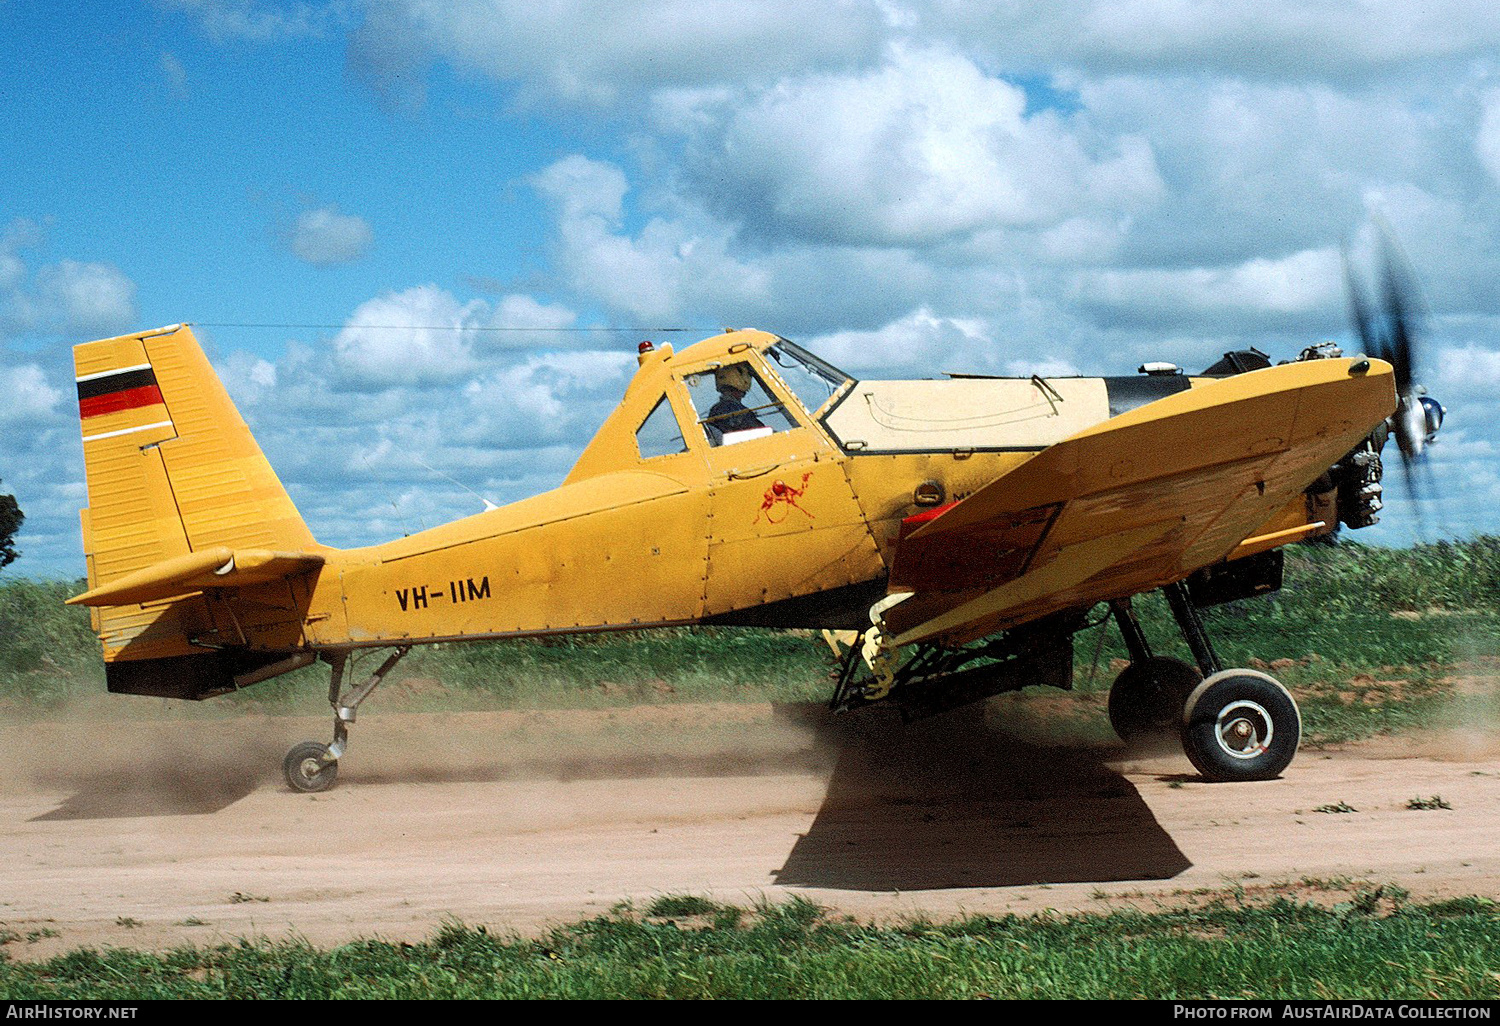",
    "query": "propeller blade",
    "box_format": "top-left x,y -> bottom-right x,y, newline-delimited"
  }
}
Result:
1342,219 -> 1443,541
1397,454 -> 1427,539
1341,243 -> 1379,355
1376,230 -> 1417,394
